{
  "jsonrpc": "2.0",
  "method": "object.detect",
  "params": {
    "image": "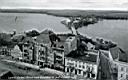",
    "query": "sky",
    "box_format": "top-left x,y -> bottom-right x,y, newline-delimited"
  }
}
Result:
0,0 -> 128,10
